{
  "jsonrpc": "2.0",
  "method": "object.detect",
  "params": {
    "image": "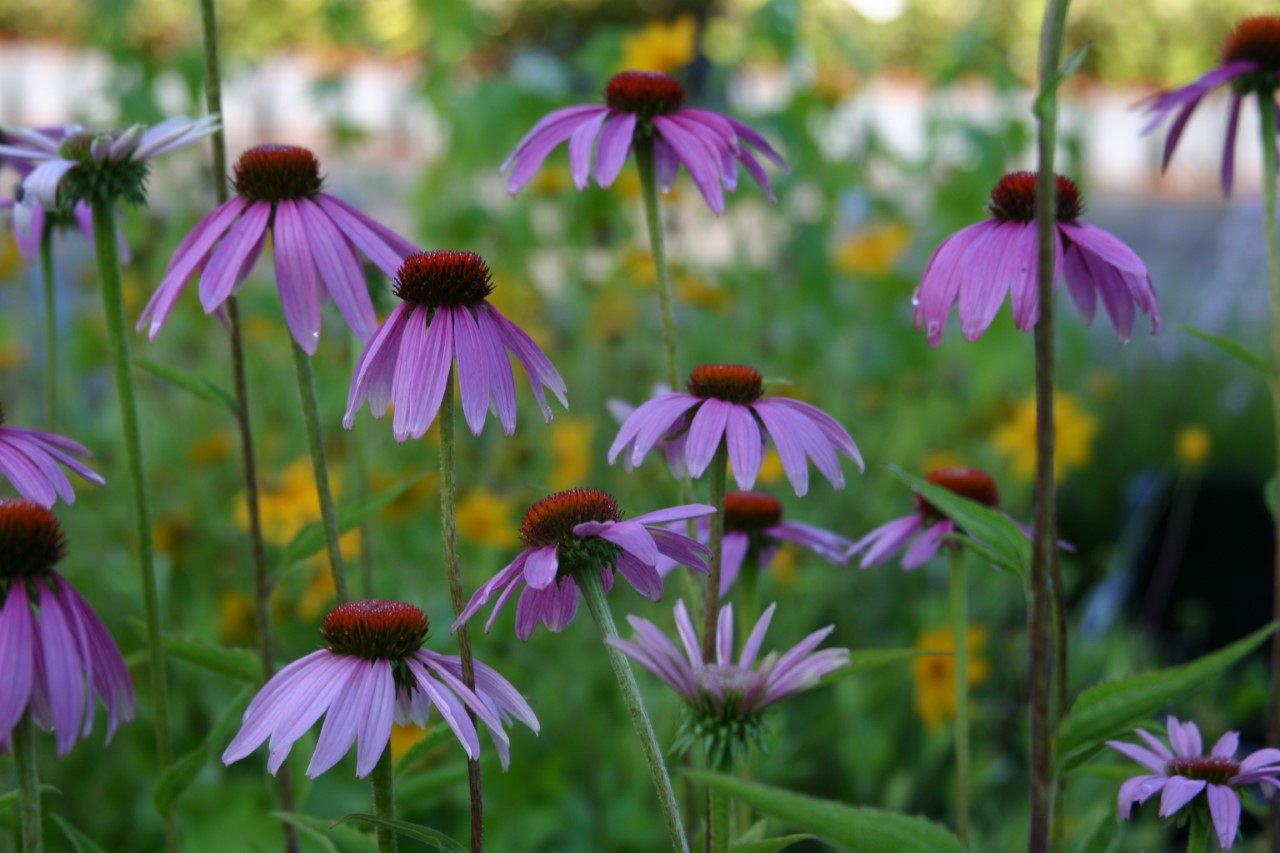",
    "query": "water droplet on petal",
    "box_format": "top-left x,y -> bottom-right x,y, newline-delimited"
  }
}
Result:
927,321 -> 940,337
